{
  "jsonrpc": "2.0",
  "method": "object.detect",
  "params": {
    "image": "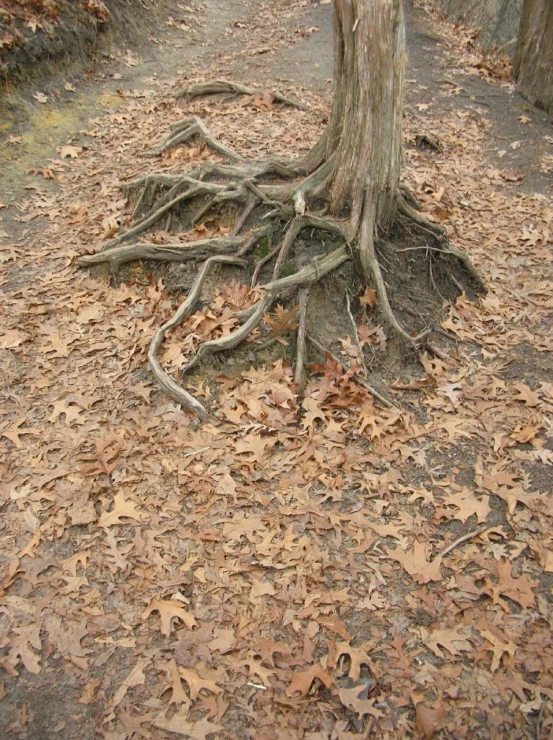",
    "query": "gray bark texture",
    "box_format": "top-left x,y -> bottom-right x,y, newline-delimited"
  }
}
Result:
514,0 -> 553,117
439,0 -> 522,56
